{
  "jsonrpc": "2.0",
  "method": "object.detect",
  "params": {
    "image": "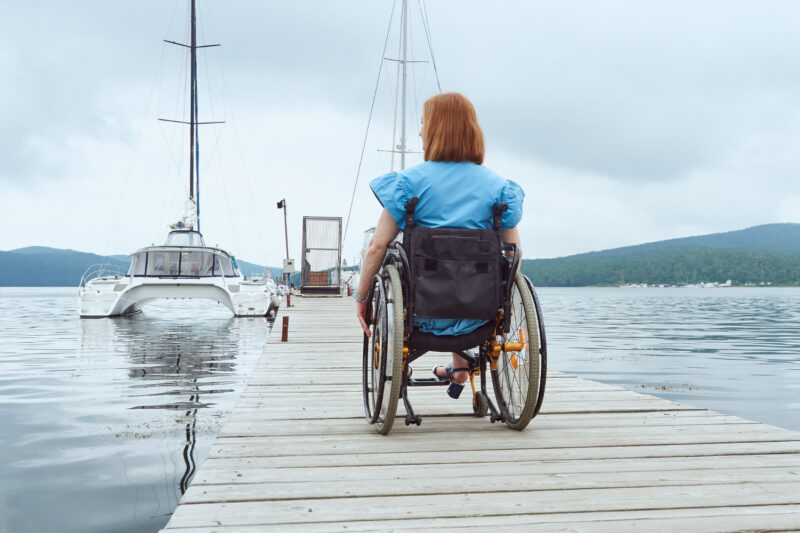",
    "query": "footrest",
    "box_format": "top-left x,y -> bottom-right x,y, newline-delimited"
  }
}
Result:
408,377 -> 450,387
